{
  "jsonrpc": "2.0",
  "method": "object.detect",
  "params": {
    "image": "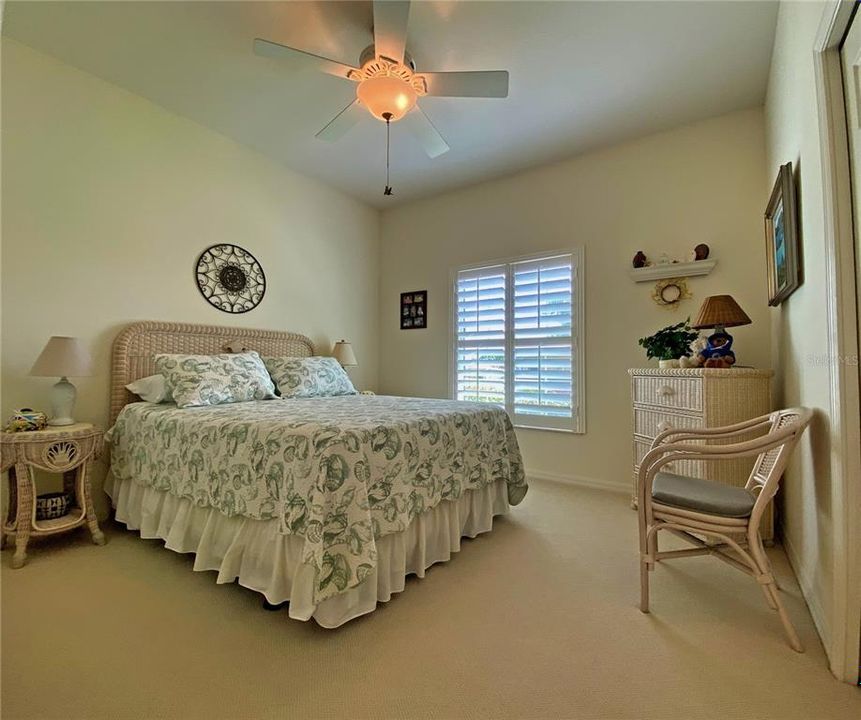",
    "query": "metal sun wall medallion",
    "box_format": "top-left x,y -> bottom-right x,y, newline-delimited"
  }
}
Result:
195,244 -> 266,314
